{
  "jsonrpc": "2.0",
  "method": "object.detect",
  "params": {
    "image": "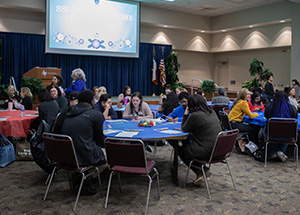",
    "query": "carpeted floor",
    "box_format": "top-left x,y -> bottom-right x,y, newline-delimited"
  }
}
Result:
1,145 -> 299,215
